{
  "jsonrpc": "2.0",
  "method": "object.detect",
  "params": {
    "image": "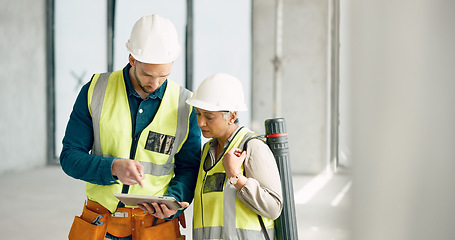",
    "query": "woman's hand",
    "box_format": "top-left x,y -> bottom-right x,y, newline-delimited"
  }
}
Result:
223,147 -> 246,178
138,201 -> 189,219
